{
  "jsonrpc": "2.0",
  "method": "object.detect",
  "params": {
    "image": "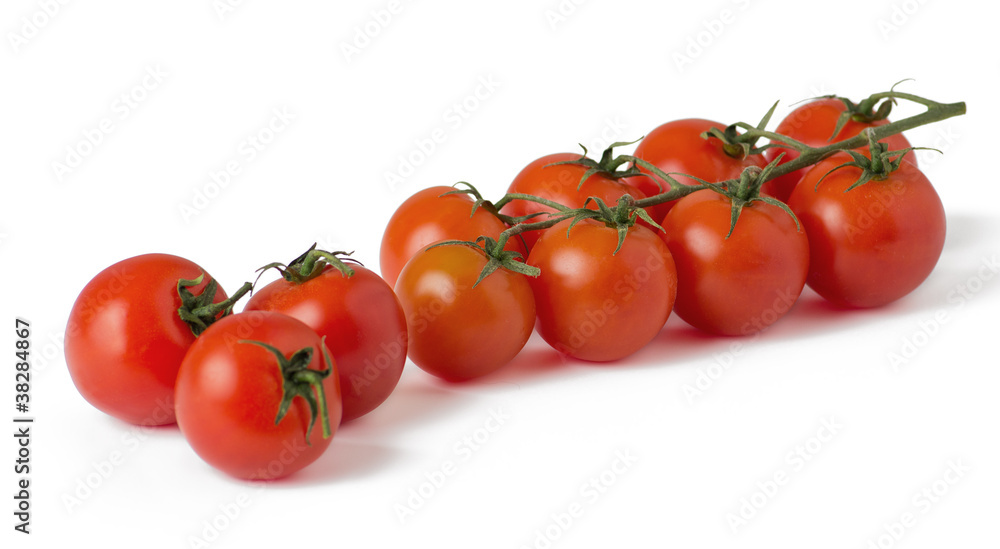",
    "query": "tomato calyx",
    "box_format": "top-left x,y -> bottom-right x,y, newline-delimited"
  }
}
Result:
176,275 -> 253,337
814,130 -> 934,192
429,236 -> 539,288
543,140 -> 651,190
704,159 -> 801,239
702,101 -> 779,160
576,195 -> 663,255
256,244 -> 357,285
828,81 -> 915,140
239,338 -> 335,443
